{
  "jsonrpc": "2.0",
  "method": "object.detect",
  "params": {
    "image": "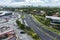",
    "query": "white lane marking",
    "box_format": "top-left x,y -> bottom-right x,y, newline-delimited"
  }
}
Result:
24,20 -> 28,26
